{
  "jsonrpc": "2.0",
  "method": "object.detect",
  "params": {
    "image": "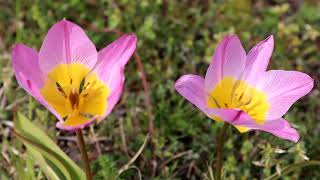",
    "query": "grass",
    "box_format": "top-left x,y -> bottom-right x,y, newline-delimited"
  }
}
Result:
0,0 -> 320,179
